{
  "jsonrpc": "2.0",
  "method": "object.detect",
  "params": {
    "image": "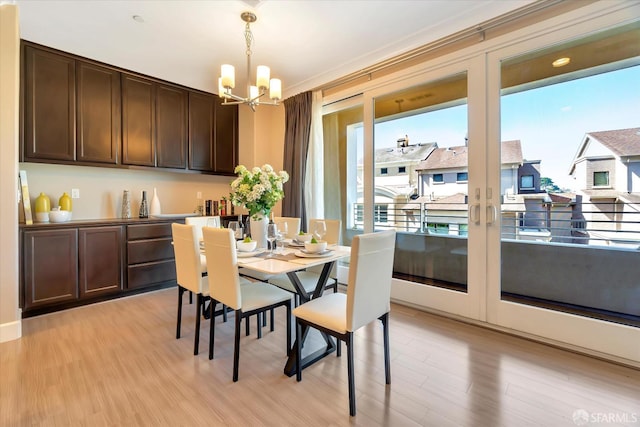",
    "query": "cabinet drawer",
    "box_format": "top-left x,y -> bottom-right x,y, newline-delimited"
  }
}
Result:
127,238 -> 174,264
127,260 -> 176,289
127,223 -> 172,240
